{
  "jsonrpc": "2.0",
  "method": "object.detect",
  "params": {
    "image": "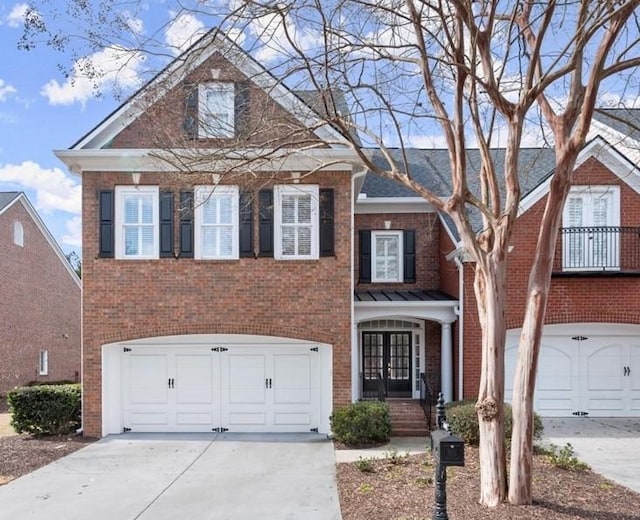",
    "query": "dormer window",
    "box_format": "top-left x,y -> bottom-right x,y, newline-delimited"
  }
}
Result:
199,83 -> 235,138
